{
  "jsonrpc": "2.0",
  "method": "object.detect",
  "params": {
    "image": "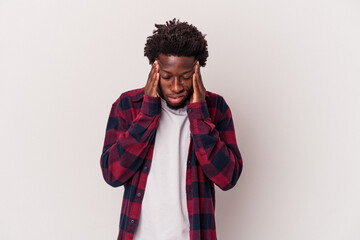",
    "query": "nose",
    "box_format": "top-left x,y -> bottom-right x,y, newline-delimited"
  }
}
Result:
170,78 -> 184,93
